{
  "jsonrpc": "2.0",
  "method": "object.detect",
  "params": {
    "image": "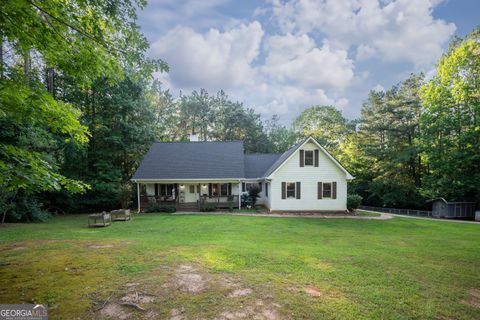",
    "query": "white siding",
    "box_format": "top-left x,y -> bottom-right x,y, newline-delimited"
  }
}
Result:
269,141 -> 348,211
